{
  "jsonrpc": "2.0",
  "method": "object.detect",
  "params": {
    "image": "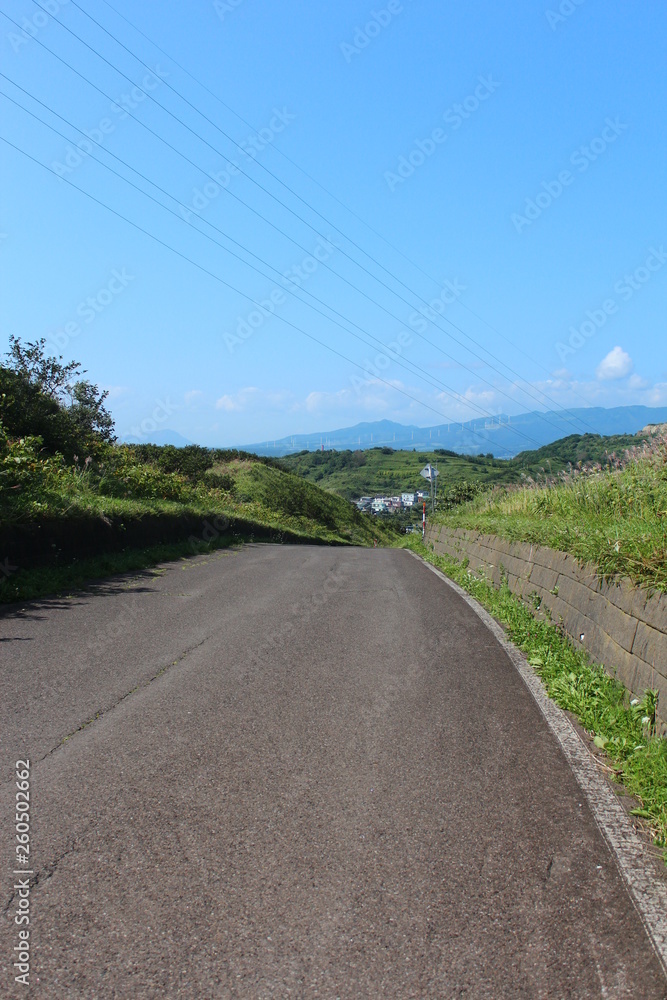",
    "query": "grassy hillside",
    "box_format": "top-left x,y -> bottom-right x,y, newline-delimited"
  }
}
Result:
1,437 -> 386,542
280,447 -> 511,500
279,433 -> 641,501
0,340 -> 392,604
432,432 -> 667,592
0,436 -> 393,602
